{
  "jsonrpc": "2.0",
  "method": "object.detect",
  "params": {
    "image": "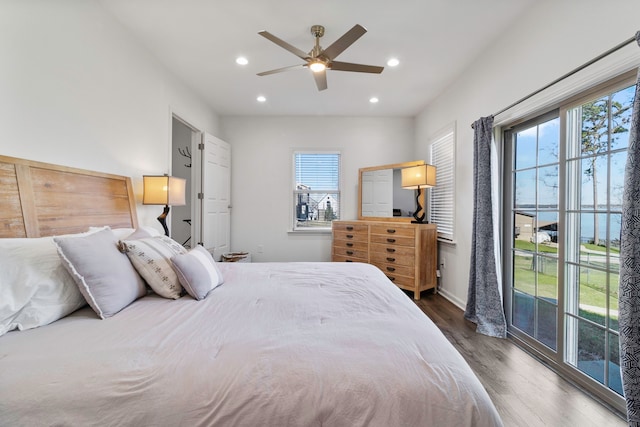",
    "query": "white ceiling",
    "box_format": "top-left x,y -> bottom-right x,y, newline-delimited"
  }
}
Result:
99,0 -> 536,117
